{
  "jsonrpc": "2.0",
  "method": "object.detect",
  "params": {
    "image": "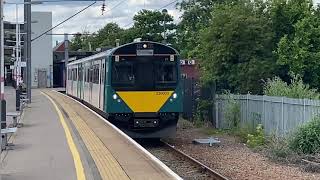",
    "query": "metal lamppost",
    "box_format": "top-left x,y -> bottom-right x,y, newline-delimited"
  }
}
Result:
162,9 -> 168,44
